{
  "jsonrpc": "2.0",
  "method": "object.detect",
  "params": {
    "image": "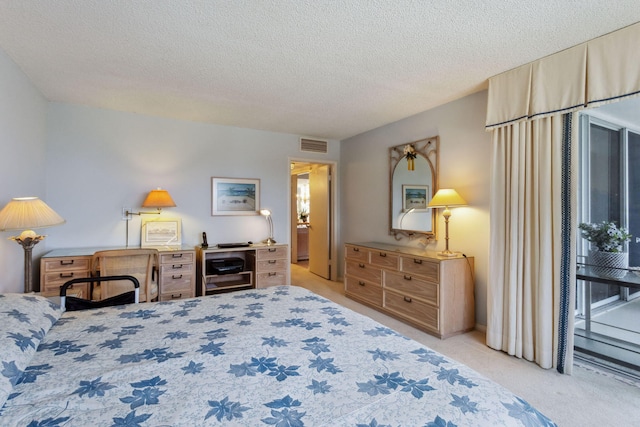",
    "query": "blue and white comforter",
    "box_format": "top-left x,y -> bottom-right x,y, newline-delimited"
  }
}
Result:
1,286 -> 555,426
